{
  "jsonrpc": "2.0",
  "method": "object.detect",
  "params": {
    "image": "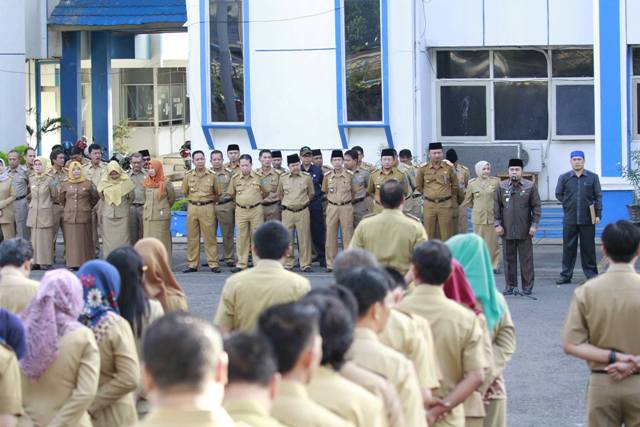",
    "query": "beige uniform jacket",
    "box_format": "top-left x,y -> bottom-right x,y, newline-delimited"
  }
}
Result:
0,179 -> 16,224
416,162 -> 461,207
453,164 -> 470,193
322,169 -> 357,204
143,183 -> 176,222
135,407 -> 235,427
463,177 -> 501,225
84,162 -> 107,188
367,168 -> 409,204
229,172 -> 269,207
271,379 -> 354,427
0,343 -> 22,417
277,172 -> 314,209
487,294 -> 516,397
347,328 -> 427,427
21,326 -> 100,427
308,365 -> 387,427
181,169 -> 219,203
0,267 -> 38,314
224,399 -> 286,427
27,175 -> 56,228
351,168 -> 370,200
60,181 -> 99,224
128,170 -> 146,205
256,168 -> 281,204
224,161 -> 240,172
214,259 -> 310,332
213,168 -> 234,203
